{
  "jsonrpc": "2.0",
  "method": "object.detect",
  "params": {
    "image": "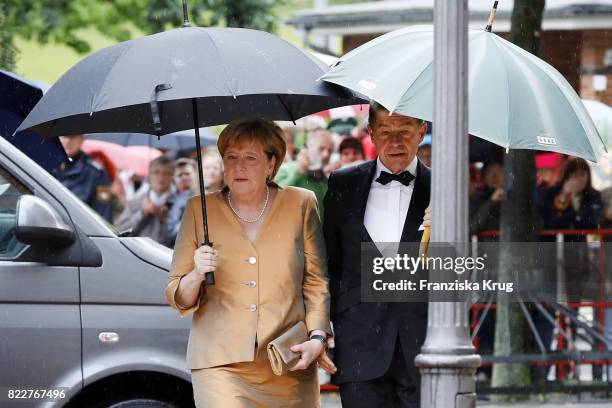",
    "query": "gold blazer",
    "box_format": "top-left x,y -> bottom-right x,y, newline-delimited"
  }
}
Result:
165,185 -> 331,369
